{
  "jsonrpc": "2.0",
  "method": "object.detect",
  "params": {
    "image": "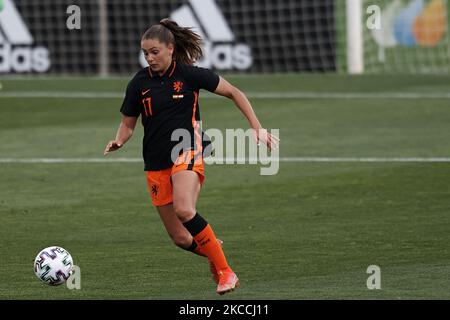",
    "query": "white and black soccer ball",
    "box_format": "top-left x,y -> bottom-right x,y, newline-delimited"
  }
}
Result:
34,246 -> 74,286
